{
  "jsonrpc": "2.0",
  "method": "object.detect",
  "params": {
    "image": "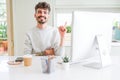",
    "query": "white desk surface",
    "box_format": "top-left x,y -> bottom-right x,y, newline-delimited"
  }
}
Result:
0,56 -> 120,80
